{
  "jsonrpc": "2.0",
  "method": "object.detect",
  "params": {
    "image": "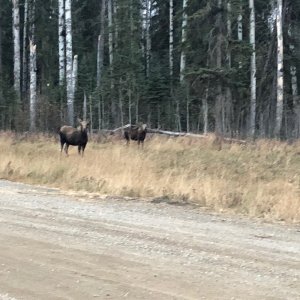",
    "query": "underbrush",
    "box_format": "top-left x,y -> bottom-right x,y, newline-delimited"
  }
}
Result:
0,131 -> 299,222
